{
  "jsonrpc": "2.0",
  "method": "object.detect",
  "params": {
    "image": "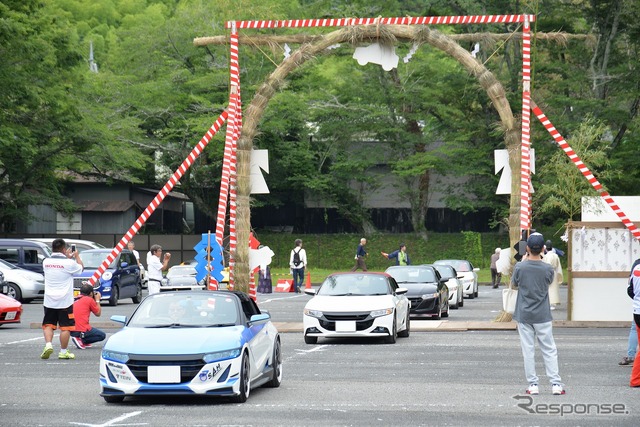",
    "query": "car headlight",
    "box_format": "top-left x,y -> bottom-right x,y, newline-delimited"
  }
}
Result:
161,278 -> 169,286
370,308 -> 393,318
102,272 -> 113,281
203,348 -> 241,363
304,309 -> 323,318
102,350 -> 129,363
422,292 -> 439,299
